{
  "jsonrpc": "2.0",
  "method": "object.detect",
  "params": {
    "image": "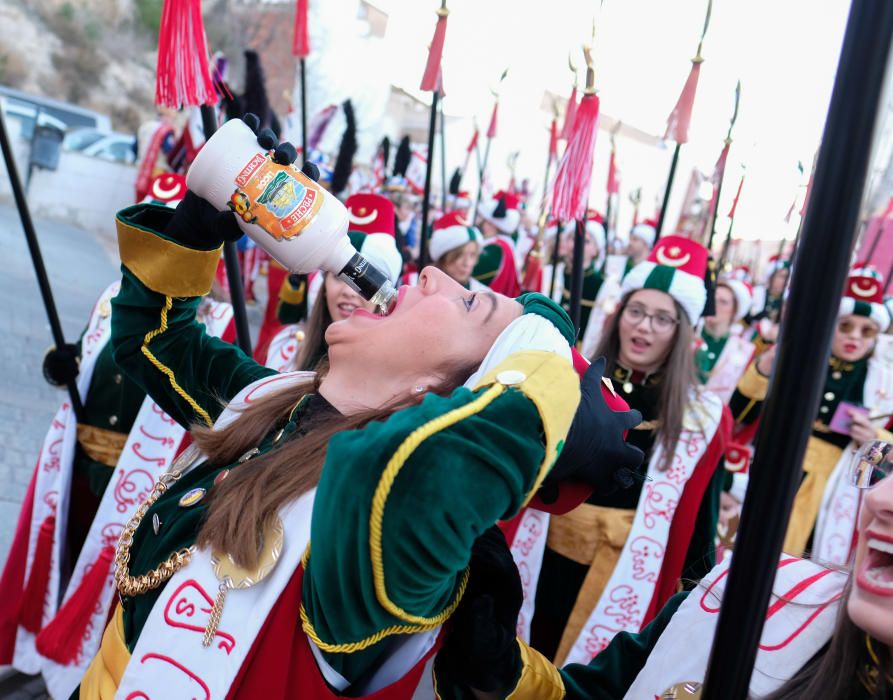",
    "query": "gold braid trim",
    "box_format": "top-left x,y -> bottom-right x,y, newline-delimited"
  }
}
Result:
141,296 -> 213,427
278,278 -> 307,305
369,384 -> 506,625
299,544 -> 467,653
